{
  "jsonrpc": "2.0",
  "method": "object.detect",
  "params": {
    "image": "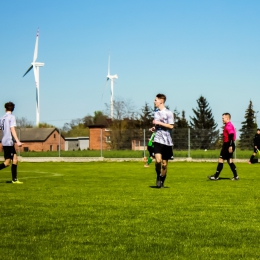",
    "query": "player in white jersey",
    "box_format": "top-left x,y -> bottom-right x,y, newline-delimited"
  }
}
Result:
149,94 -> 174,188
0,102 -> 23,184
